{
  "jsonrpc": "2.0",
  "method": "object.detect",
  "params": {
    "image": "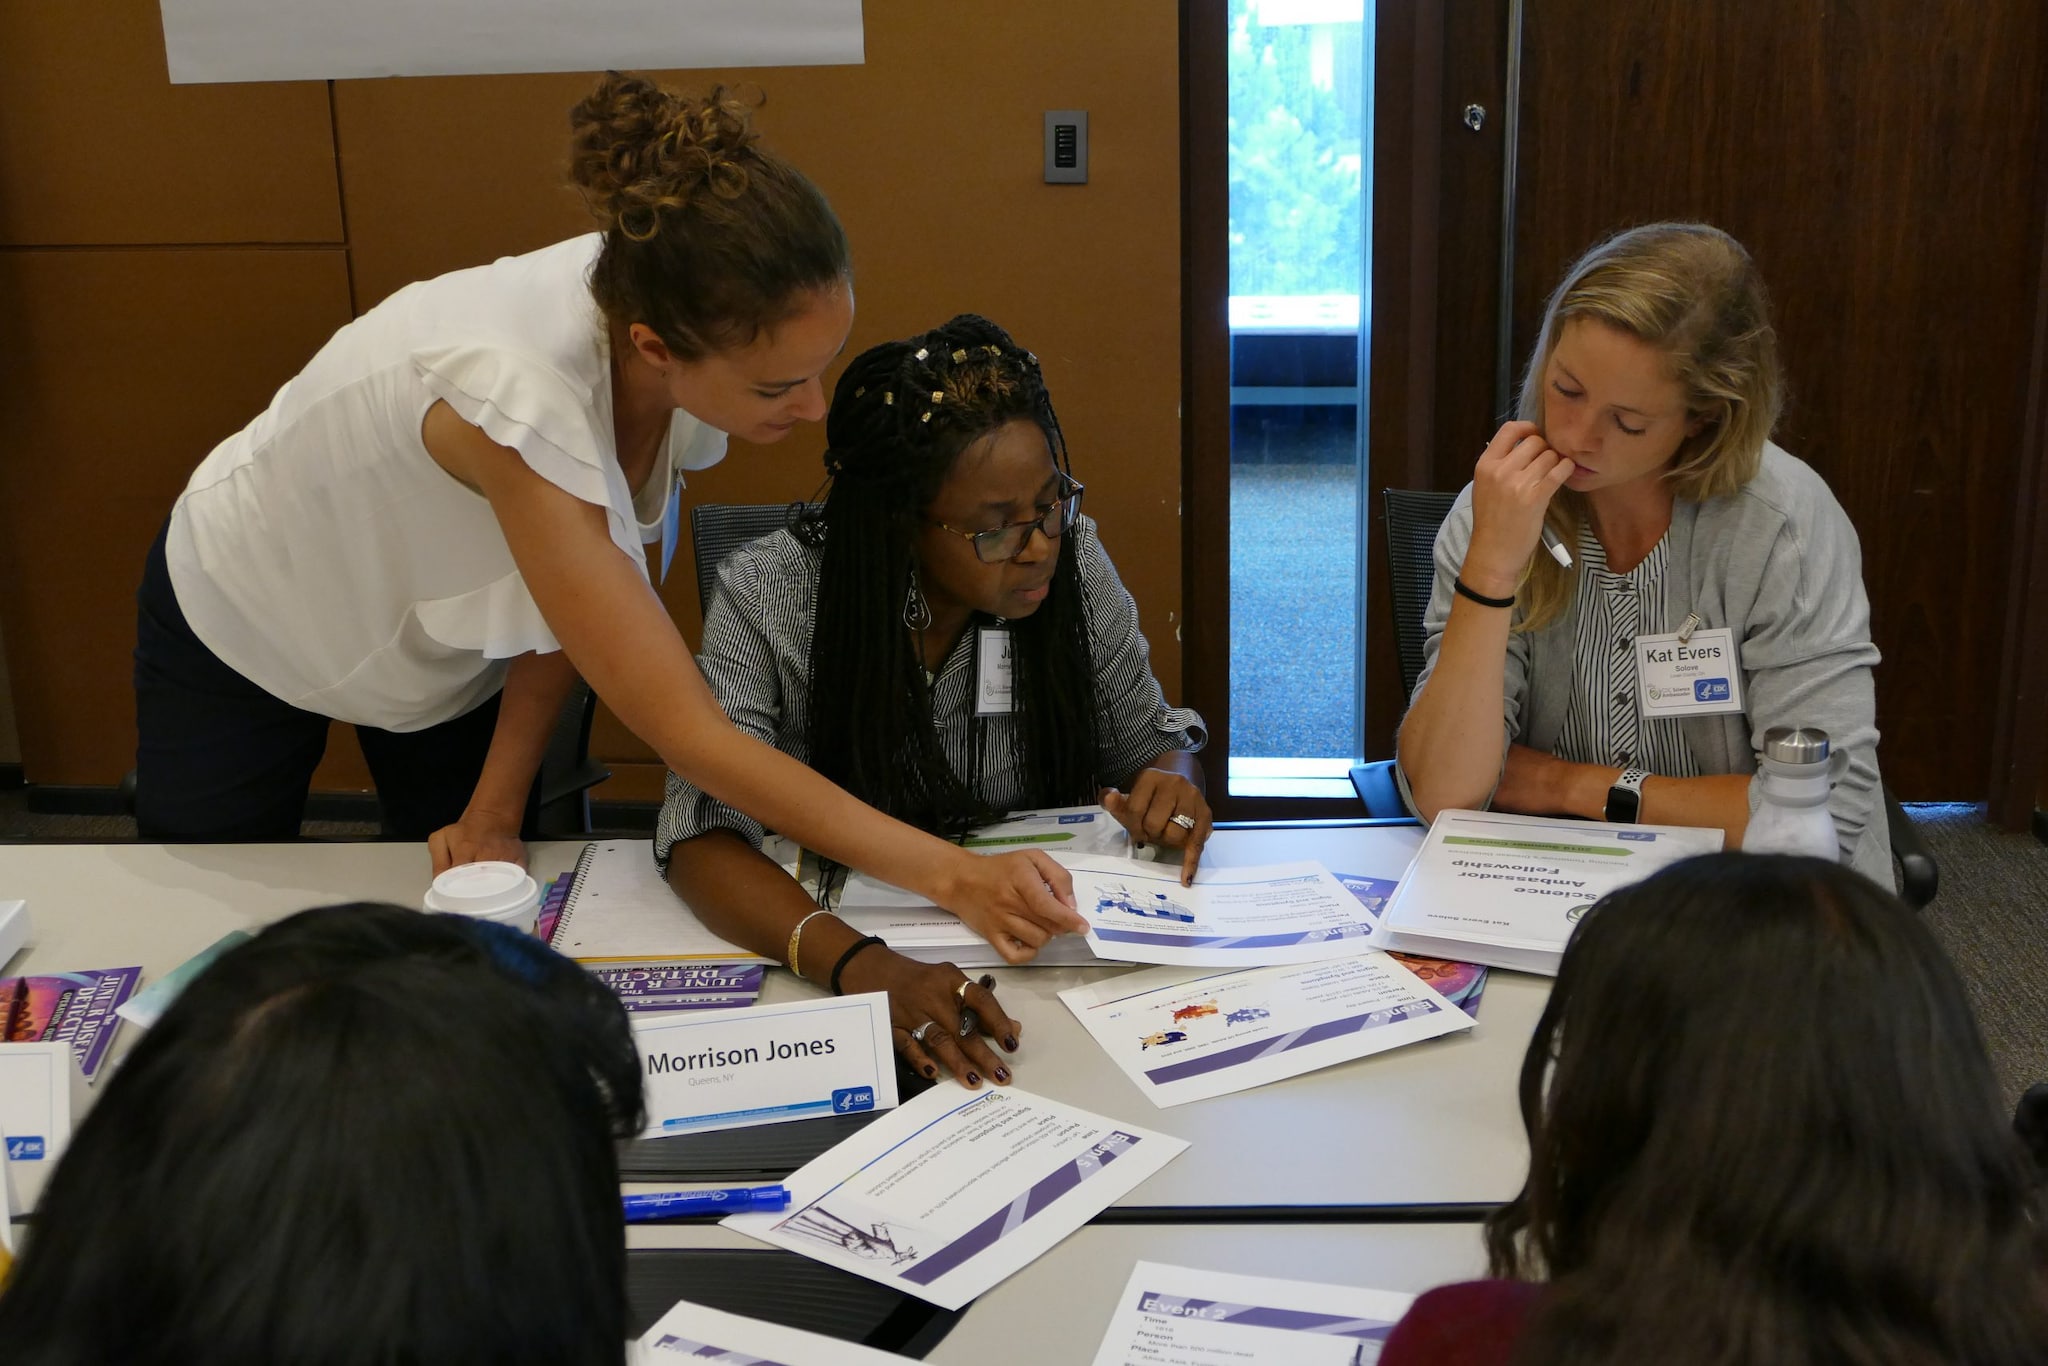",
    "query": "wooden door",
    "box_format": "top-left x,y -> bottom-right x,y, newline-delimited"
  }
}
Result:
1422,0 -> 2048,799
